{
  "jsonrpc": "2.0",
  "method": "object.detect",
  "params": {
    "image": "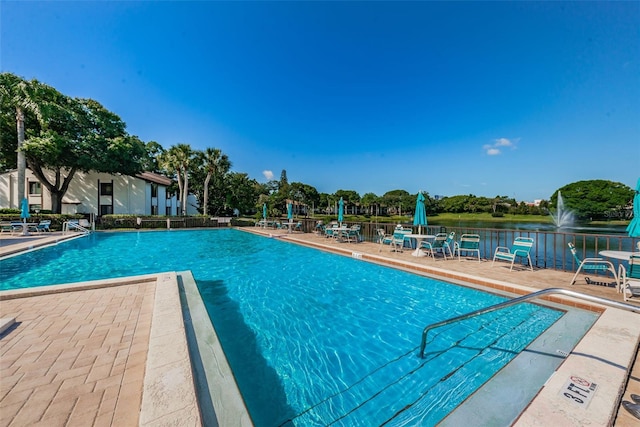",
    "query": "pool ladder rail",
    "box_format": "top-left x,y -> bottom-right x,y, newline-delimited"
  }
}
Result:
419,288 -> 640,358
62,220 -> 92,235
